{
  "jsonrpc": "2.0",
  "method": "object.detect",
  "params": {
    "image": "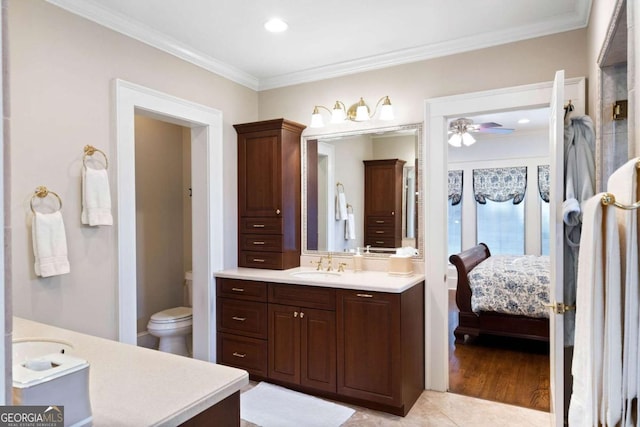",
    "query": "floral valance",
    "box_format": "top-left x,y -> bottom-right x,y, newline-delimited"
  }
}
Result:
473,166 -> 527,205
538,165 -> 550,203
448,170 -> 463,206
